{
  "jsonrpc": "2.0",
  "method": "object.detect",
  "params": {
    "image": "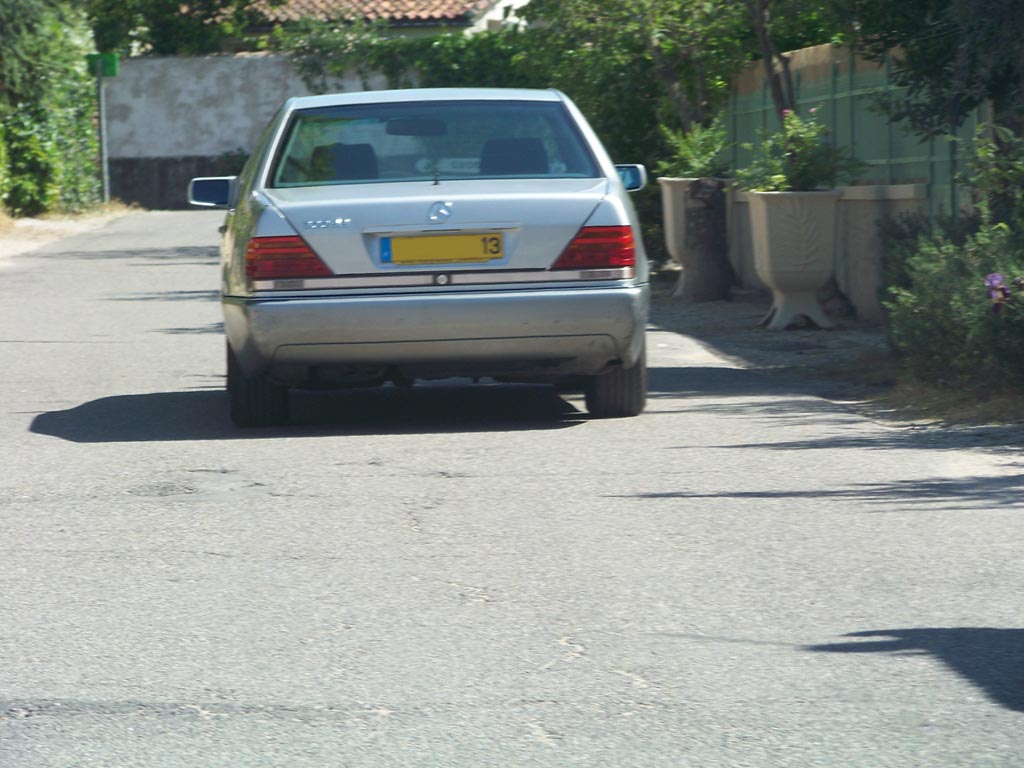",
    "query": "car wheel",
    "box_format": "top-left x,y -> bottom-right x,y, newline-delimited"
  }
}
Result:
227,343 -> 289,427
584,344 -> 647,418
